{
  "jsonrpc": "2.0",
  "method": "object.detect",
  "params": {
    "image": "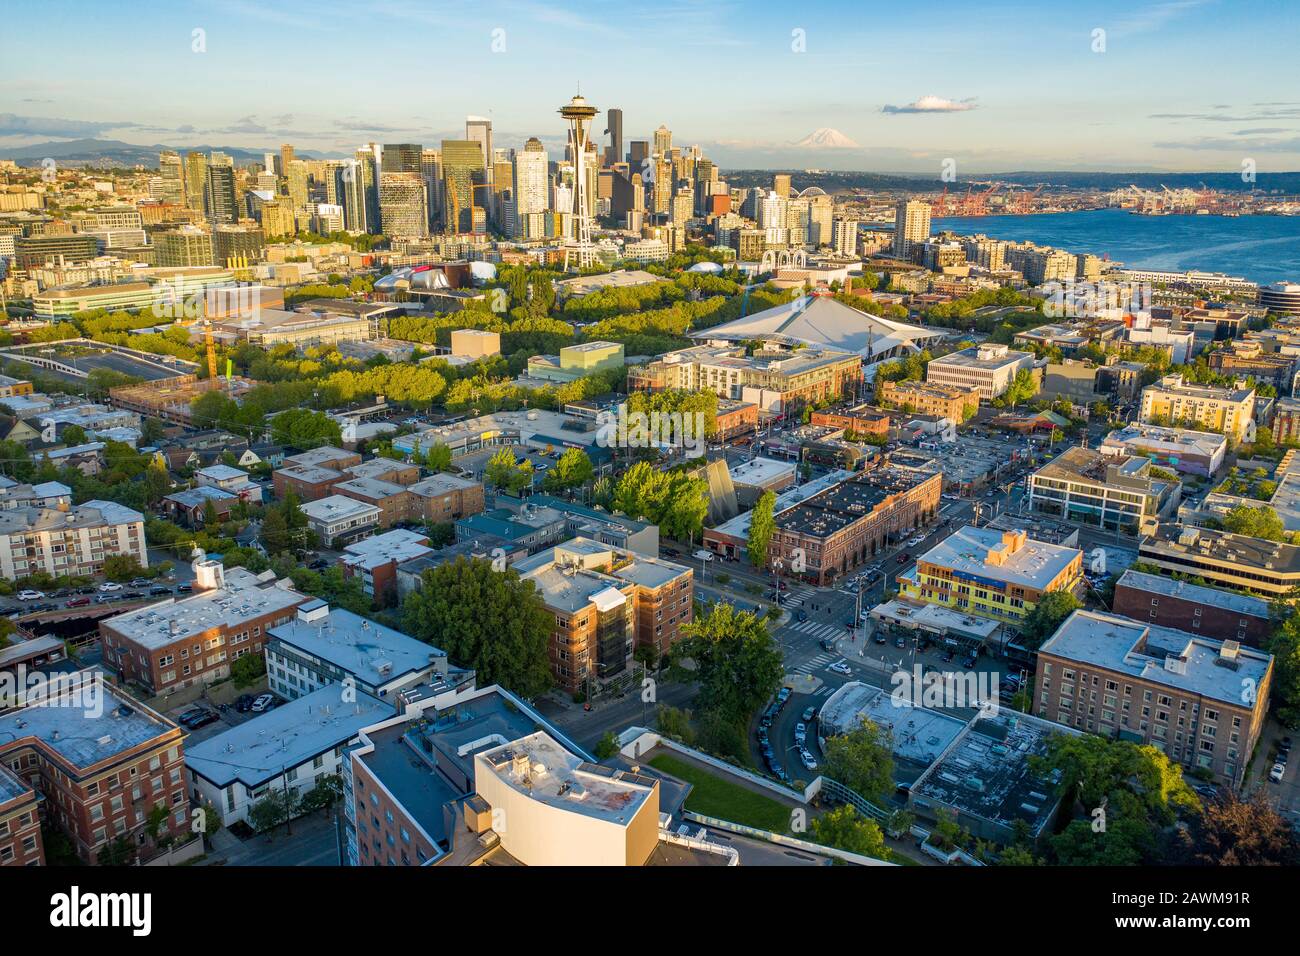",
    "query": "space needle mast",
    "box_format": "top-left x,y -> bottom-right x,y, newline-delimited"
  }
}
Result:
559,91 -> 599,271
